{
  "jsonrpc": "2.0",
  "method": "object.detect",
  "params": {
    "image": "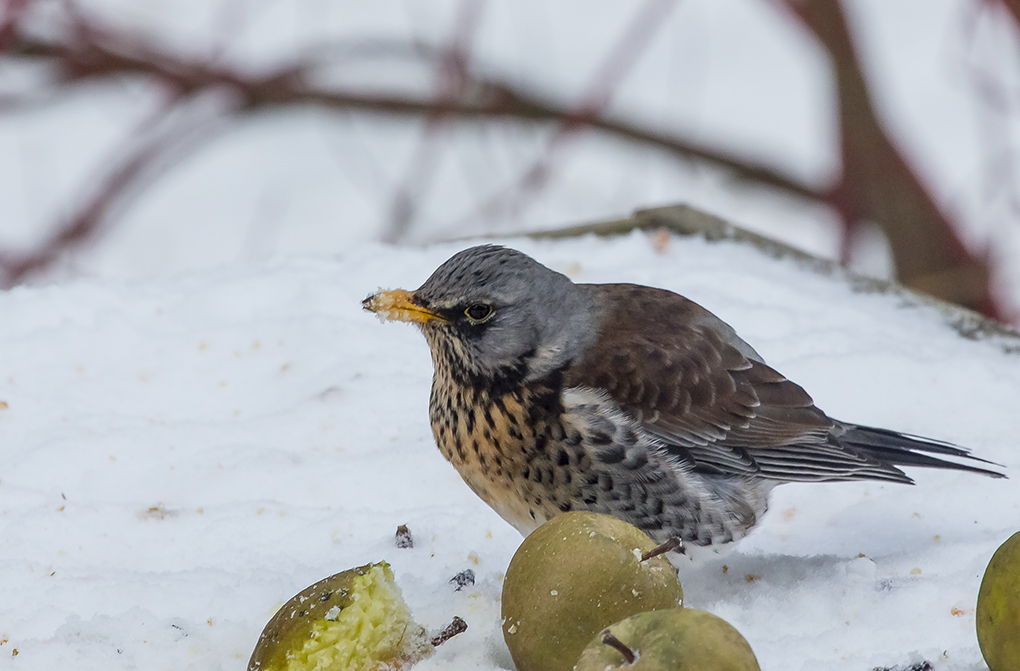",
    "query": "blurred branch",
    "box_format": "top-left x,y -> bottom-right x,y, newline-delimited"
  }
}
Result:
0,0 -> 34,51
0,90 -> 226,285
997,0 -> 1020,26
0,2 -> 1009,322
783,0 -> 1002,319
0,5 -> 822,287
443,0 -> 680,235
381,0 -> 487,242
